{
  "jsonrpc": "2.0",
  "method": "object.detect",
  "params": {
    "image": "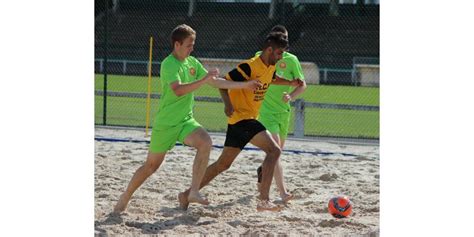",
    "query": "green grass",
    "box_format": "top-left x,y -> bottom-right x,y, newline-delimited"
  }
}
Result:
95,74 -> 379,138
